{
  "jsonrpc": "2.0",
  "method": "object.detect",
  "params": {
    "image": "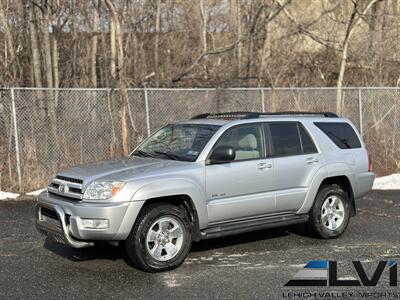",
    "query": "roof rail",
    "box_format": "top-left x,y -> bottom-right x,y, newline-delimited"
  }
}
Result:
191,111 -> 338,120
191,112 -> 257,120
244,111 -> 338,118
